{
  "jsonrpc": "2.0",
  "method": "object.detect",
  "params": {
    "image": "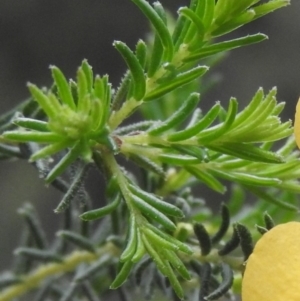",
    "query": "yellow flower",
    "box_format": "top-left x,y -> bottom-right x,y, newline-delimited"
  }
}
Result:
294,97 -> 300,148
242,222 -> 300,301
